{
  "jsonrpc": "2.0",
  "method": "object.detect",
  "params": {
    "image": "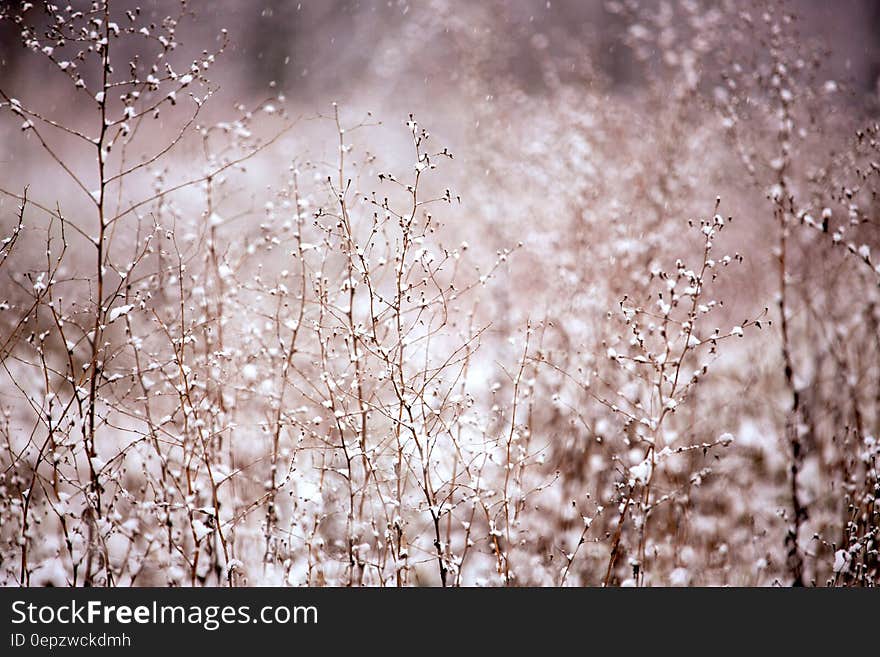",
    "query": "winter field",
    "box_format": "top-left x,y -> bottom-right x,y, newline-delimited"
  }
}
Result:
0,0 -> 878,587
